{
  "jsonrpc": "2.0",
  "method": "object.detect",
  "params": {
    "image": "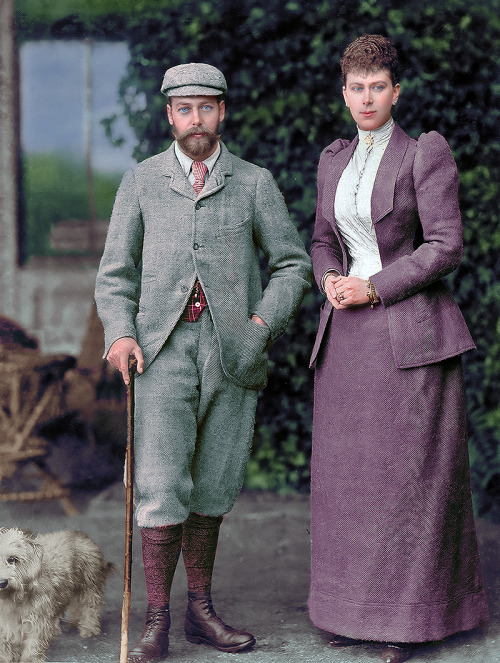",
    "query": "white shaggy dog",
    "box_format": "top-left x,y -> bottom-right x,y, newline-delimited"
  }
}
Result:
0,527 -> 115,663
